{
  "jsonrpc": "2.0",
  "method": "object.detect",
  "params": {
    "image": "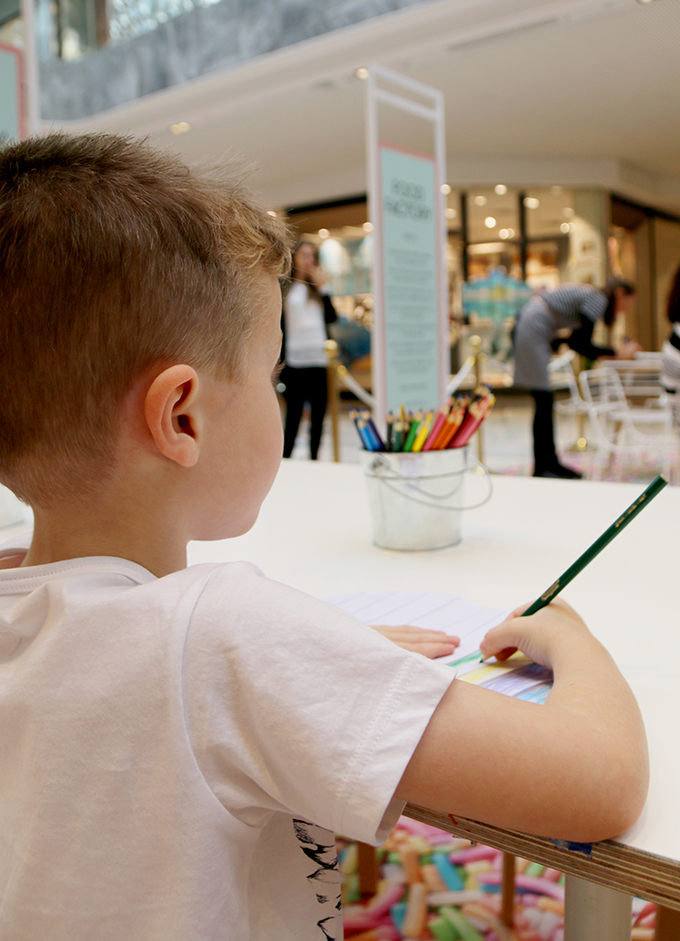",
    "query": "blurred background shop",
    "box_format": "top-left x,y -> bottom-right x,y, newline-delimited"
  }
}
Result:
3,0 -> 680,472
285,185 -> 680,391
